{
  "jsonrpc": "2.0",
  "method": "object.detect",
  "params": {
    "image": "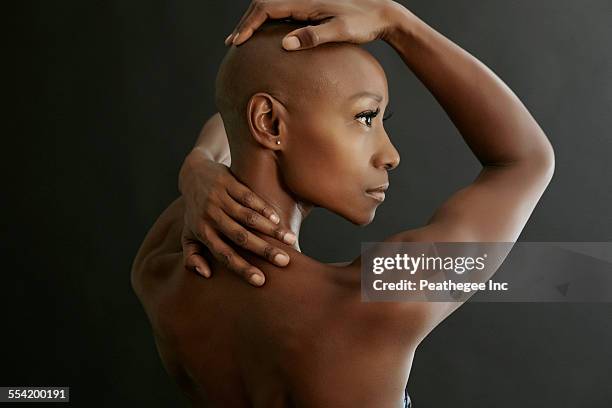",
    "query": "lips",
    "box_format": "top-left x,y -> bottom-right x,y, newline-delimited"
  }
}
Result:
365,183 -> 389,202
